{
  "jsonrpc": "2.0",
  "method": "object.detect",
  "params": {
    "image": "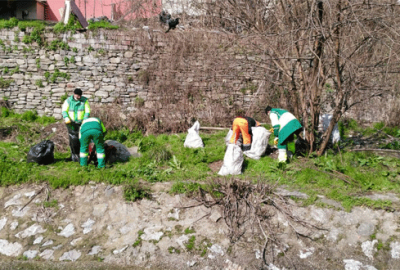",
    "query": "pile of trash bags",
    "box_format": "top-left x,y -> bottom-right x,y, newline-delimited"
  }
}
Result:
219,126 -> 271,175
